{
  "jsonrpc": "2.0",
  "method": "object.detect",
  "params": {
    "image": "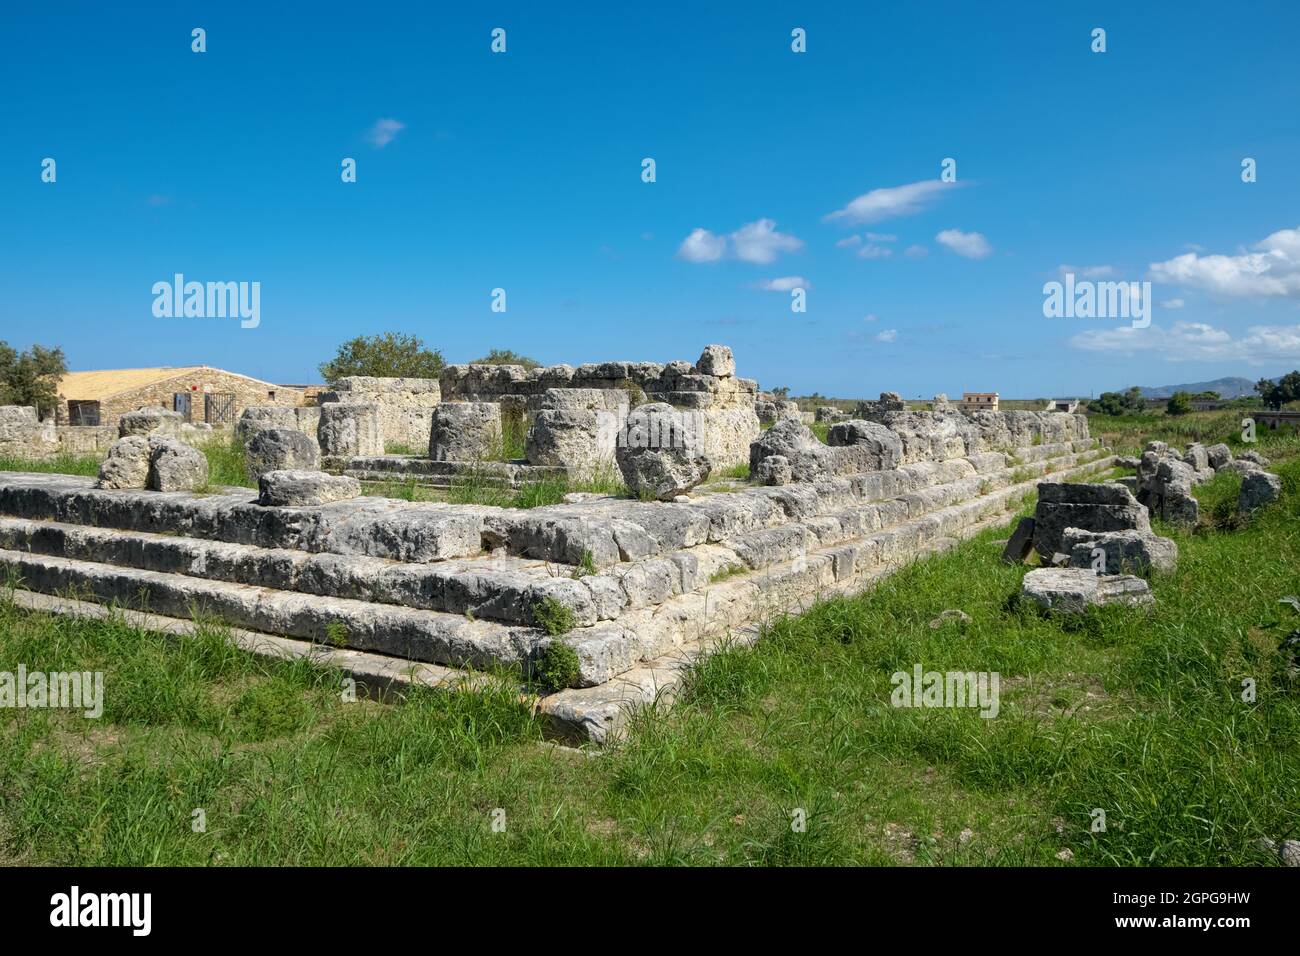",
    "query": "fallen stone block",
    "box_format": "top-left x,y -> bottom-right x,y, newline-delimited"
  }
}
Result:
1206,443 -> 1233,470
1239,471 -> 1283,514
95,436 -> 152,490
1021,567 -> 1153,613
258,470 -> 362,507
119,408 -> 184,439
1062,527 -> 1177,575
694,344 -> 735,378
754,454 -> 791,486
616,403 -> 712,500
1002,516 -> 1036,563
147,437 -> 209,492
1239,450 -> 1270,466
1031,482 -> 1150,558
